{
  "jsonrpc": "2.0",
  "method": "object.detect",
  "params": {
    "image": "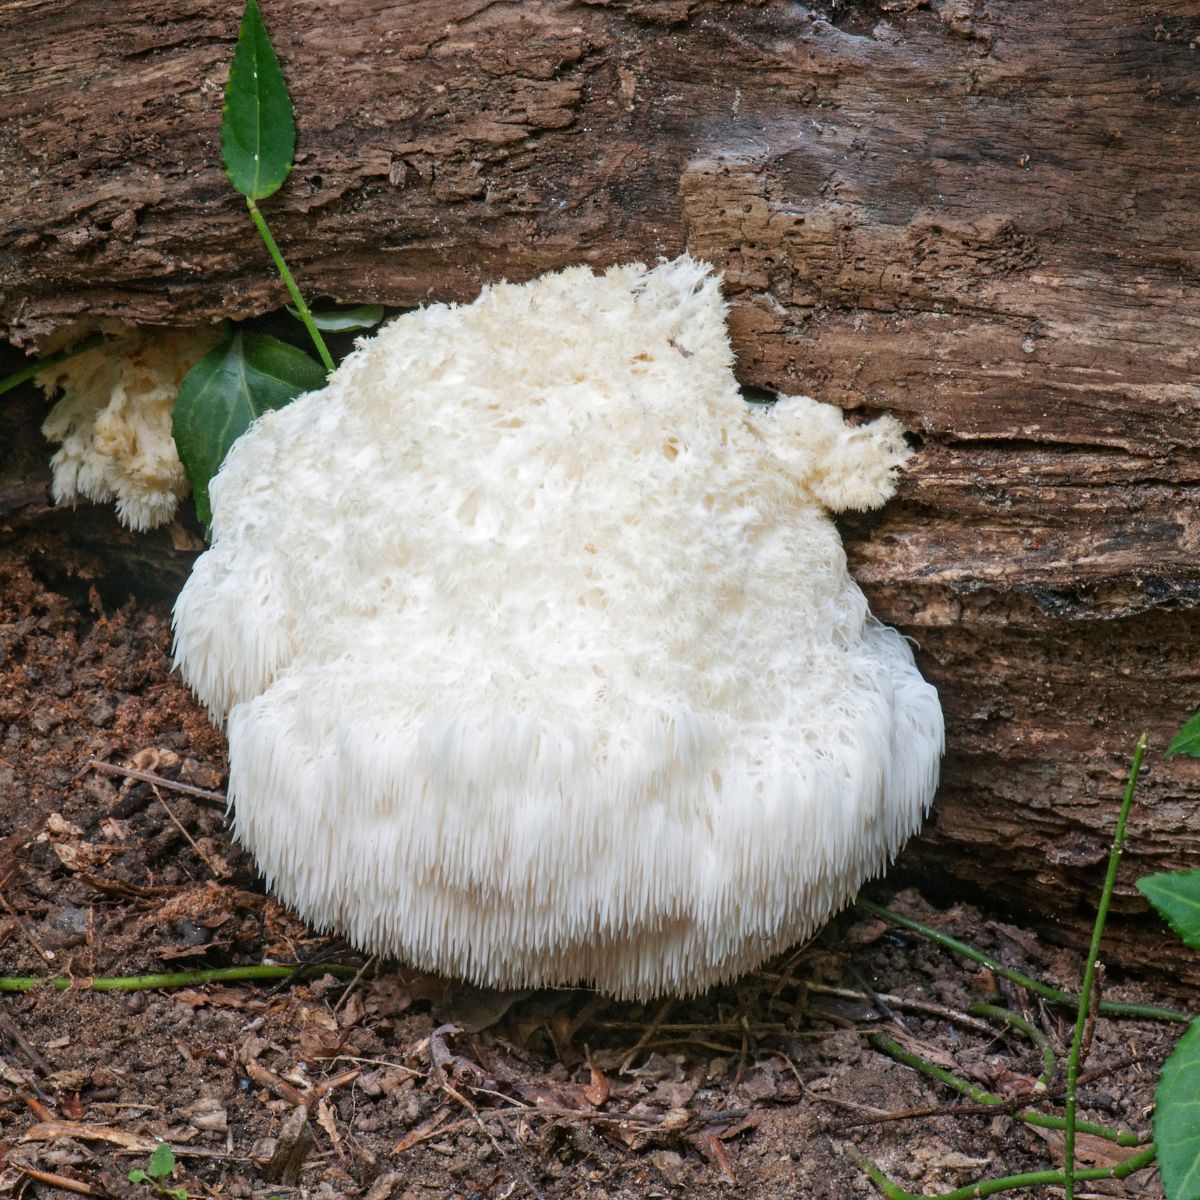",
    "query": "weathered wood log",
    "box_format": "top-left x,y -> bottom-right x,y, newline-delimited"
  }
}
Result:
3,0 -> 1199,986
